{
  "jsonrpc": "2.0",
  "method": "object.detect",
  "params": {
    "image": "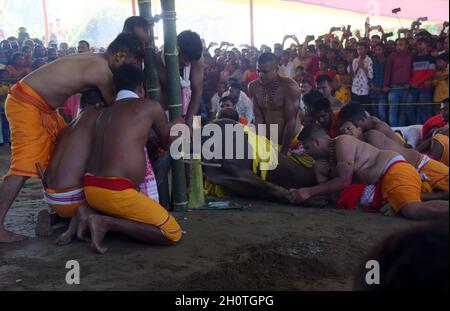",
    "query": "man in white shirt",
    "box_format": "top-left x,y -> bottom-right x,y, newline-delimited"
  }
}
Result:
349,42 -> 374,114
278,50 -> 295,79
224,81 -> 254,123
